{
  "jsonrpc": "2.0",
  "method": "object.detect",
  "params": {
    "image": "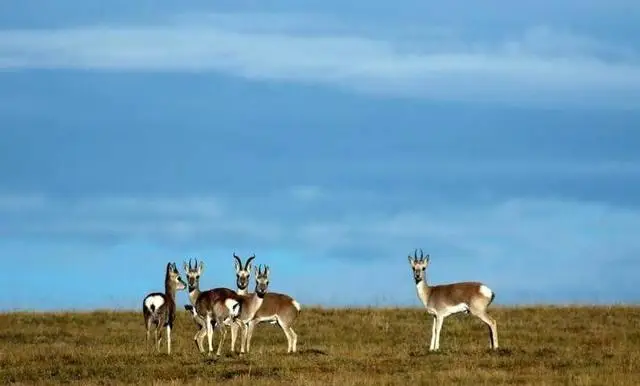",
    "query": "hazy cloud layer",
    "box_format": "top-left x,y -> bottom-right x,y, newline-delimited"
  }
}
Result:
1,13 -> 639,108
